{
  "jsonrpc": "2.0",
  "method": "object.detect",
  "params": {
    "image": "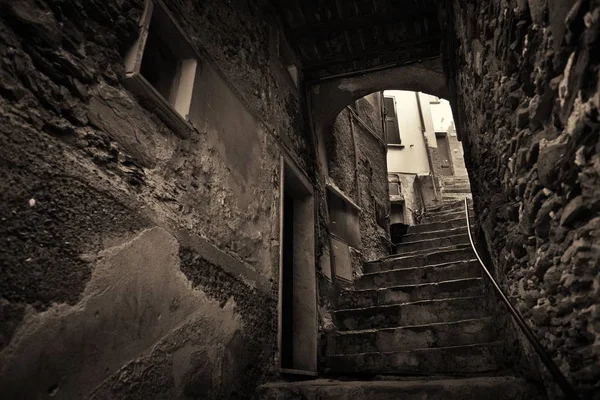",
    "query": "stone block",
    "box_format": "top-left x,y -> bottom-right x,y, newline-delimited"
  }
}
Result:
516,105 -> 530,128
560,195 -> 588,226
537,136 -> 570,189
528,0 -> 548,25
